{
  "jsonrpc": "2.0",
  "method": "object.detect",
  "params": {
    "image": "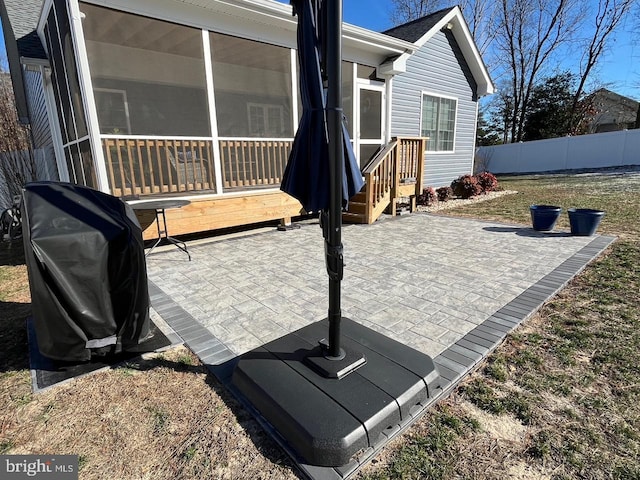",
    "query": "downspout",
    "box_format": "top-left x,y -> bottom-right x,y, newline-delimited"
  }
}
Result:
384,75 -> 392,143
